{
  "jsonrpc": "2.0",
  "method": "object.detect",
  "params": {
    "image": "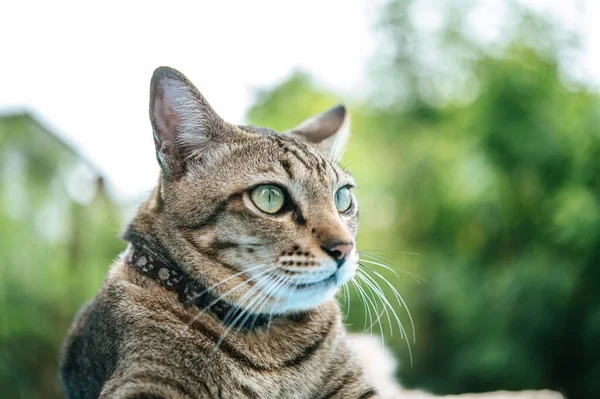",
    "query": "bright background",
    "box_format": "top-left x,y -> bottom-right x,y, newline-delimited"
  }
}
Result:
2,0 -> 600,398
